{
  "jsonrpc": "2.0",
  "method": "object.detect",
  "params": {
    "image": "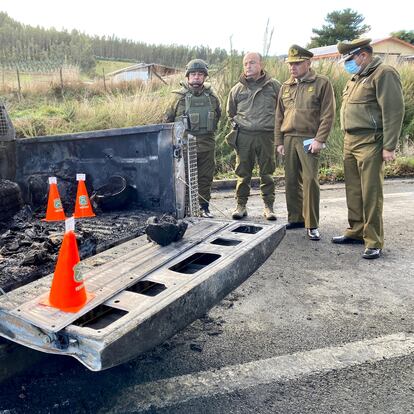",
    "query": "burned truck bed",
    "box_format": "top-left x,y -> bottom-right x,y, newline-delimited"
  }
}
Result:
0,107 -> 285,370
0,218 -> 285,371
0,110 -> 189,293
